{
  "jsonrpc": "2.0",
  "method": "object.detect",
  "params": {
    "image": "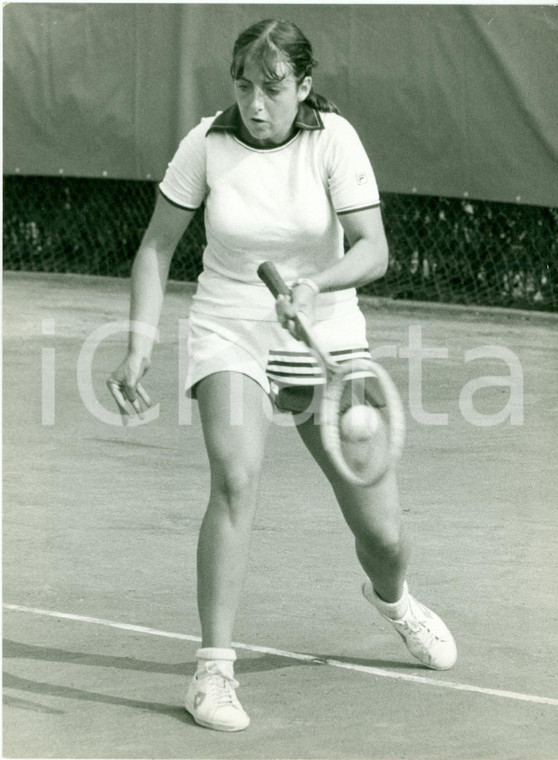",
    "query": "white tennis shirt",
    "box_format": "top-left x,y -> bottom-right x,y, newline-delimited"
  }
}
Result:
159,103 -> 380,320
